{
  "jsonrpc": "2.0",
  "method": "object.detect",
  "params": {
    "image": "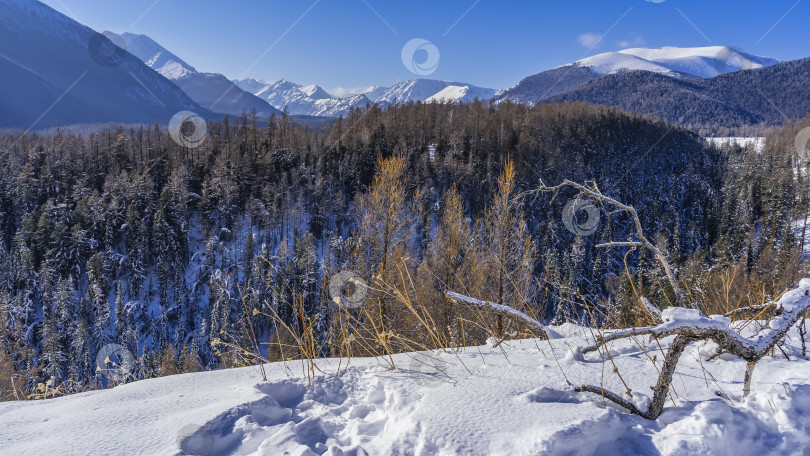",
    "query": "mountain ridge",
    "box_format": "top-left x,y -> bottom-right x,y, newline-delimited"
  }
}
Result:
495,45 -> 781,106
543,57 -> 810,134
0,0 -> 208,129
565,45 -> 779,78
234,78 -> 373,117
105,31 -> 280,118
